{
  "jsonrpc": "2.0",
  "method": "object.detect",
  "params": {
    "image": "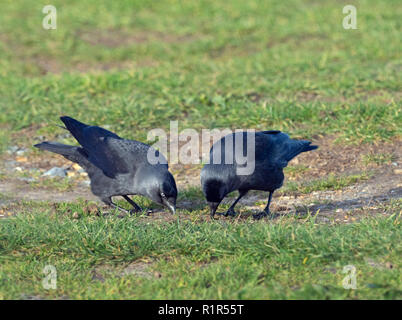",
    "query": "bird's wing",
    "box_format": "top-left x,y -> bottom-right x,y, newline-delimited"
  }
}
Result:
256,132 -> 292,167
84,133 -> 167,179
60,116 -> 169,178
60,116 -> 121,147
85,136 -> 134,178
60,116 -> 133,177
